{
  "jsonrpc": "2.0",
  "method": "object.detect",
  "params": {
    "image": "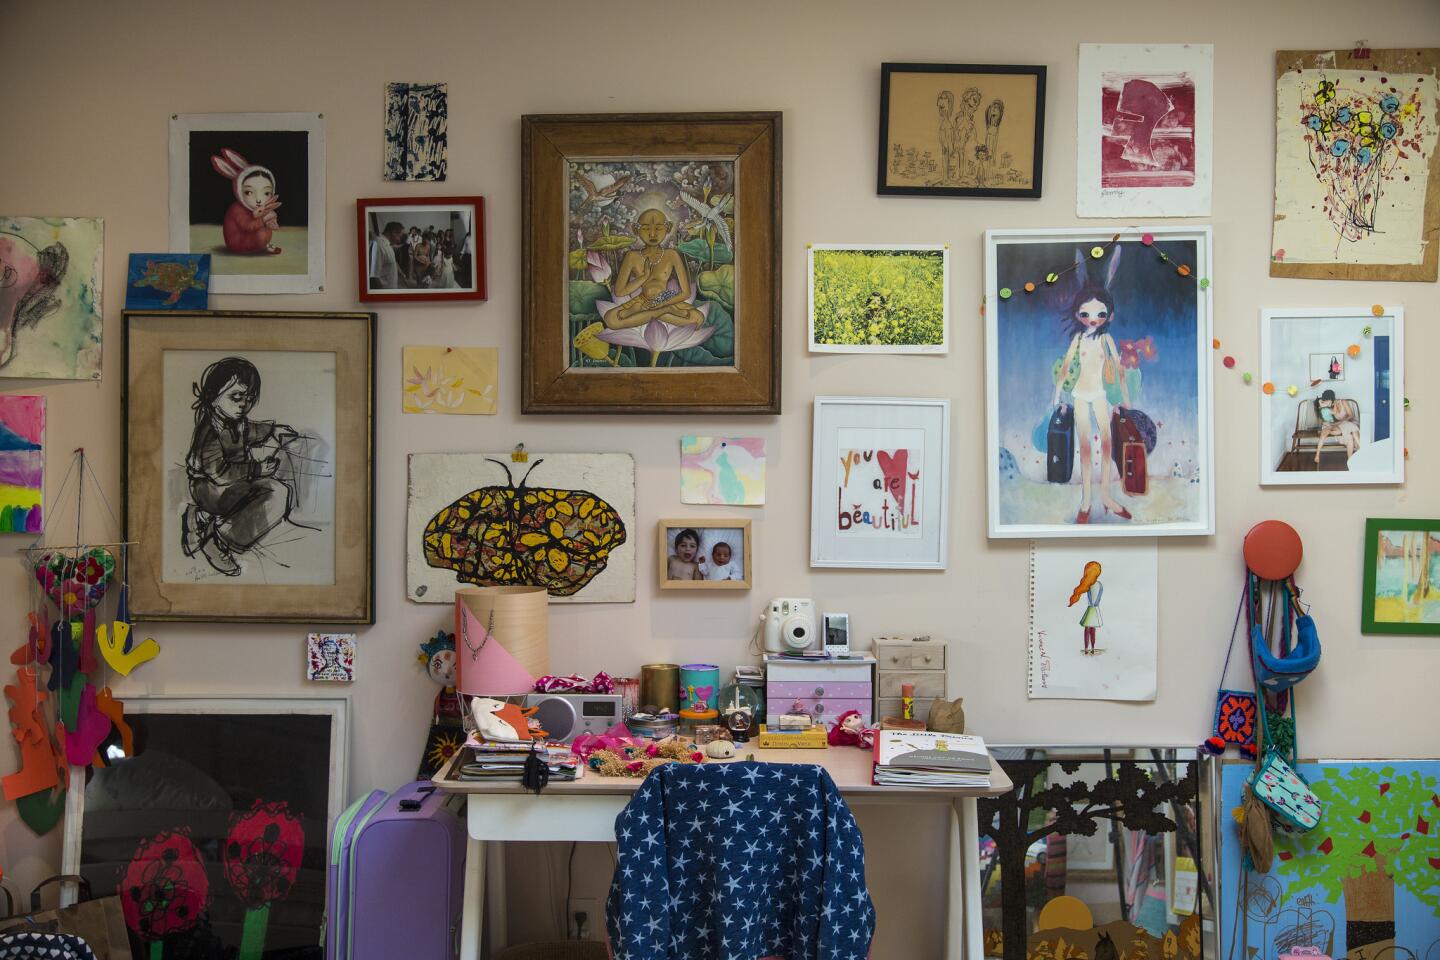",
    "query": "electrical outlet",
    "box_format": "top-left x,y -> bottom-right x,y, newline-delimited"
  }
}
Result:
568,897 -> 600,940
